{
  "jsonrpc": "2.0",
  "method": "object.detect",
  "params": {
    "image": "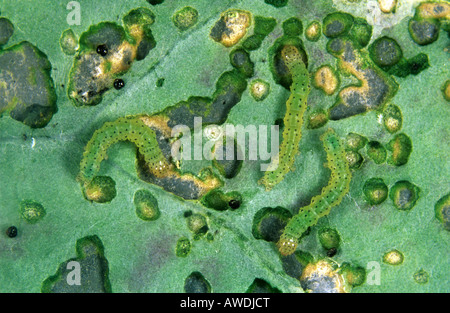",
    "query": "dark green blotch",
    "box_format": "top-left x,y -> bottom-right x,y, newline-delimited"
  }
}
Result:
201,190 -> 242,211
19,200 -> 46,224
242,34 -> 265,51
326,37 -> 345,55
318,227 -> 340,250
230,48 -> 254,78
175,237 -> 191,257
246,278 -> 281,293
241,16 -> 276,51
186,213 -> 208,238
84,176 -> 117,203
254,16 -> 277,37
281,250 -> 314,279
408,18 -> 440,46
269,36 -> 308,89
282,17 -> 303,37
0,17 -> 14,46
184,271 -> 211,293
442,22 -> 450,34
123,7 -> 155,32
133,189 -> 160,221
264,0 -> 288,8
306,110 -> 329,129
172,6 -> 199,31
367,141 -> 387,164
383,104 -> 403,133
41,235 -> 111,293
405,53 -> 430,75
363,178 -> 389,205
60,29 -> 78,55
390,180 -> 420,211
305,21 -> 321,42
252,207 -> 292,242
413,269 -> 429,284
369,36 -> 403,68
345,132 -> 368,151
434,193 -> 450,231
366,140 -> 386,162
339,263 -> 366,287
348,17 -> 372,48
387,53 -> 430,77
386,133 -> 412,166
322,12 -> 354,38
345,149 -> 364,169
